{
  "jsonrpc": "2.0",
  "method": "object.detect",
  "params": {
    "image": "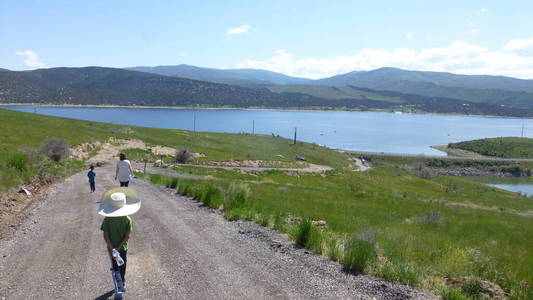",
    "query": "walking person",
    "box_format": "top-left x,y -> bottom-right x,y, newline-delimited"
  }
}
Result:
115,153 -> 133,187
87,165 -> 96,193
99,187 -> 141,293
